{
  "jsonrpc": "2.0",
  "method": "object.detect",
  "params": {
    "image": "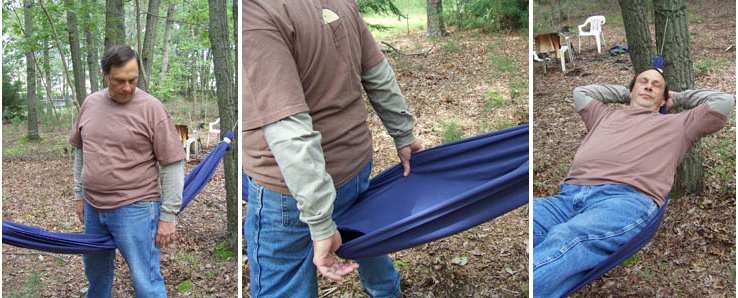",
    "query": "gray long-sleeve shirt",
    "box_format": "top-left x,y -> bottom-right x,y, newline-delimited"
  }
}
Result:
264,59 -> 416,240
